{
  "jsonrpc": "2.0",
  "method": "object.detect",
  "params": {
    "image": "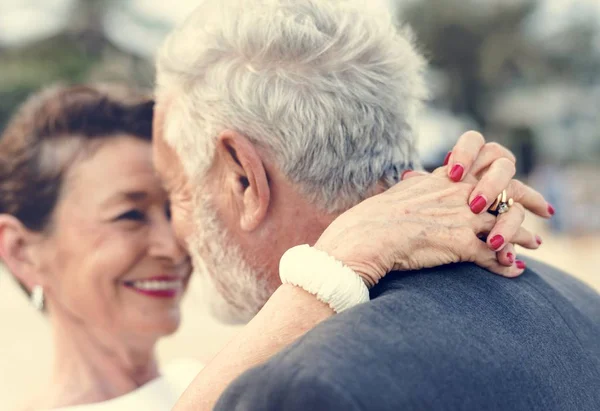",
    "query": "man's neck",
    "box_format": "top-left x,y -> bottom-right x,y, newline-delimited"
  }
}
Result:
39,314 -> 159,409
